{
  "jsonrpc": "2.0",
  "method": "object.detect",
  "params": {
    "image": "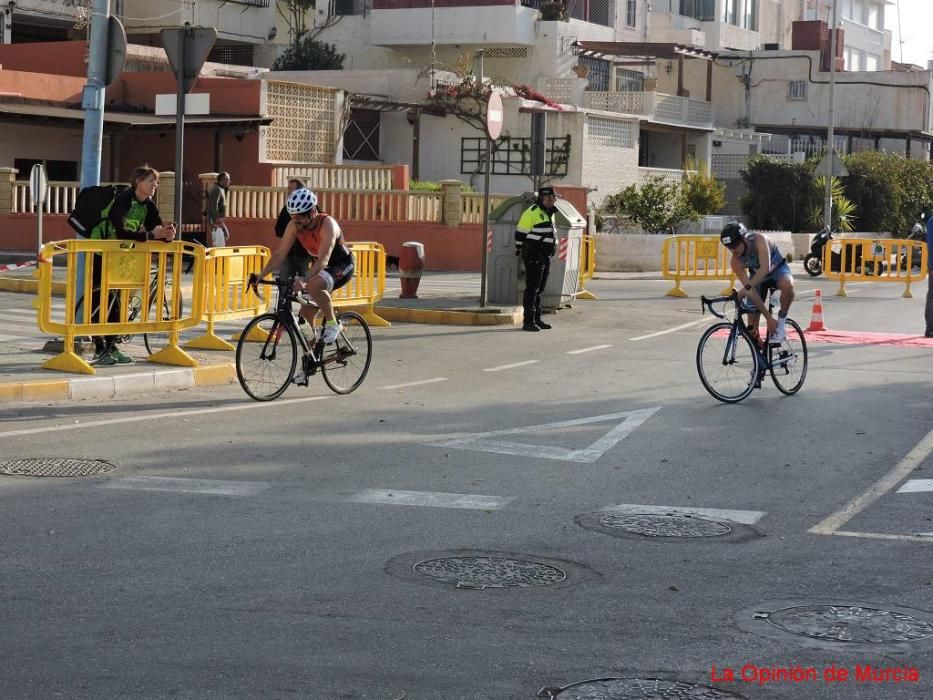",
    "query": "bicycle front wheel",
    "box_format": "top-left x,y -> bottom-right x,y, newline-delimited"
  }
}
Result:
236,313 -> 298,401
321,311 -> 372,395
143,285 -> 184,355
696,322 -> 759,403
769,319 -> 808,395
